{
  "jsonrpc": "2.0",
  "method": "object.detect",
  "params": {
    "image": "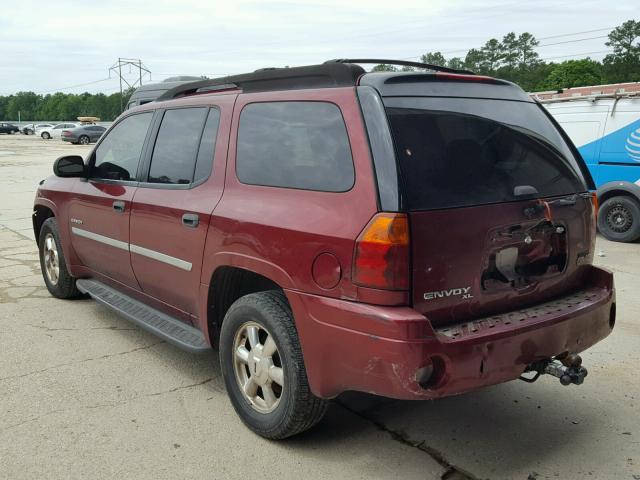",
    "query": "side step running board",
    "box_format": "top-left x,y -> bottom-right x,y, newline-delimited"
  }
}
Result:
76,278 -> 211,354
